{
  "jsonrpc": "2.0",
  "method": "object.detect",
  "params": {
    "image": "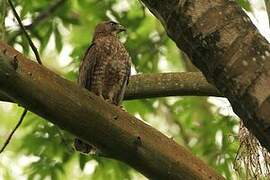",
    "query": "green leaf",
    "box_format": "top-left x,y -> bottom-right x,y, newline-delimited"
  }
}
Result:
236,0 -> 251,11
20,35 -> 30,54
79,154 -> 90,171
54,26 -> 63,53
40,24 -> 53,53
